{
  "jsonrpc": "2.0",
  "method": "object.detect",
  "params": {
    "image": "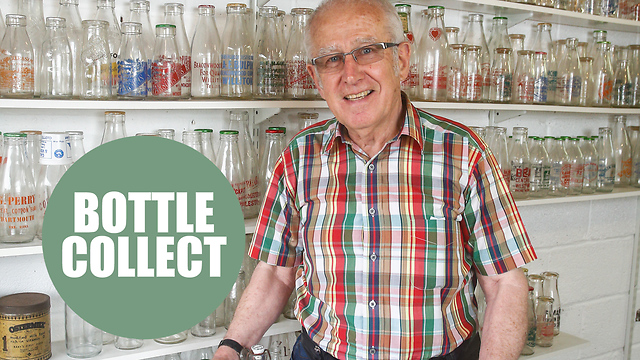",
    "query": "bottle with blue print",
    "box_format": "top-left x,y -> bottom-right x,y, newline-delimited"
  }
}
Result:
221,3 -> 253,98
254,6 -> 285,99
118,22 -> 147,99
